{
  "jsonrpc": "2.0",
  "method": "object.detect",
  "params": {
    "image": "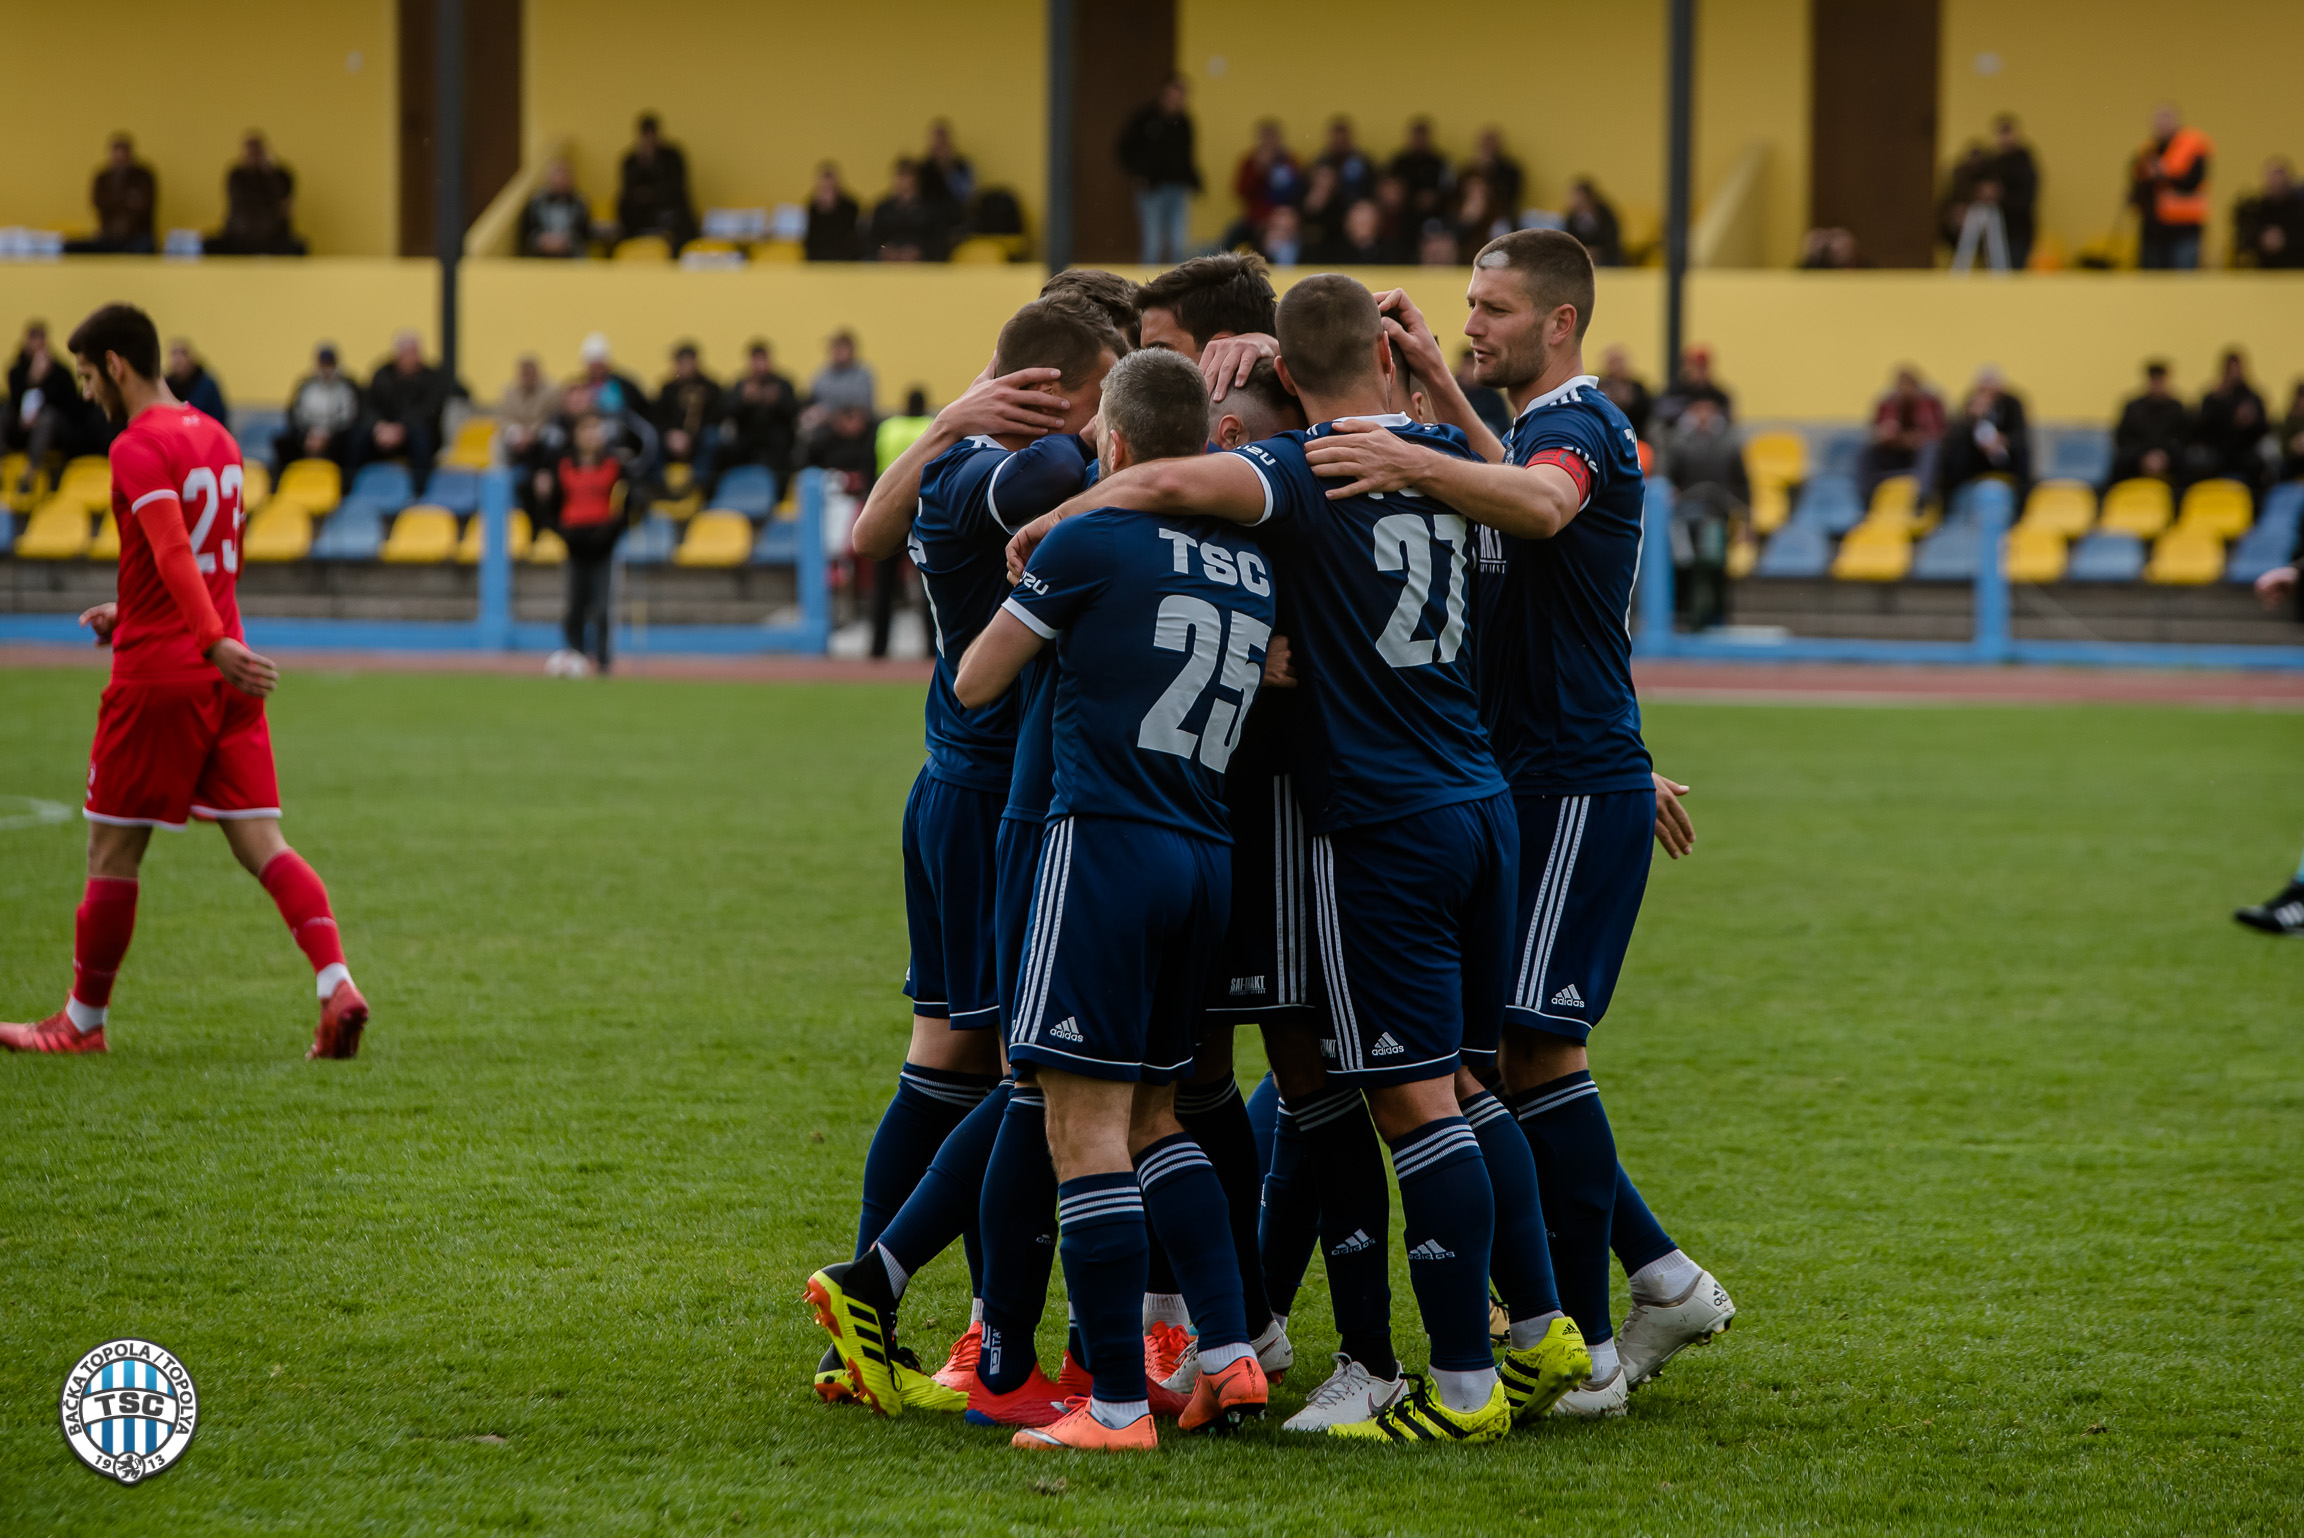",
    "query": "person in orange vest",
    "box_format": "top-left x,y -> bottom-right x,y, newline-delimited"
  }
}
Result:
2129,106 -> 2212,270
